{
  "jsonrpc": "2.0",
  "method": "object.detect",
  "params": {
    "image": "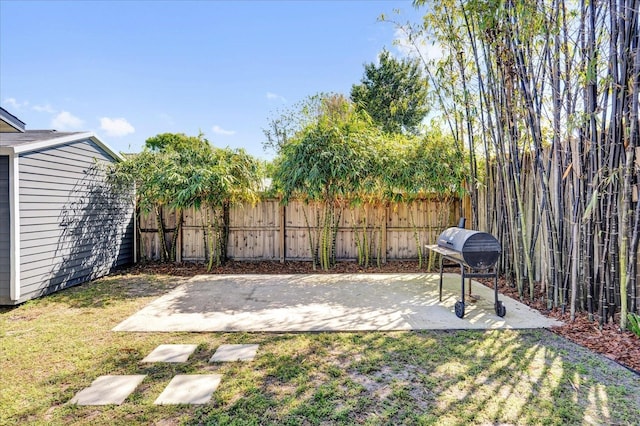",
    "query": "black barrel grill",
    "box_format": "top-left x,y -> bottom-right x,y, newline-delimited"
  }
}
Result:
425,220 -> 505,319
